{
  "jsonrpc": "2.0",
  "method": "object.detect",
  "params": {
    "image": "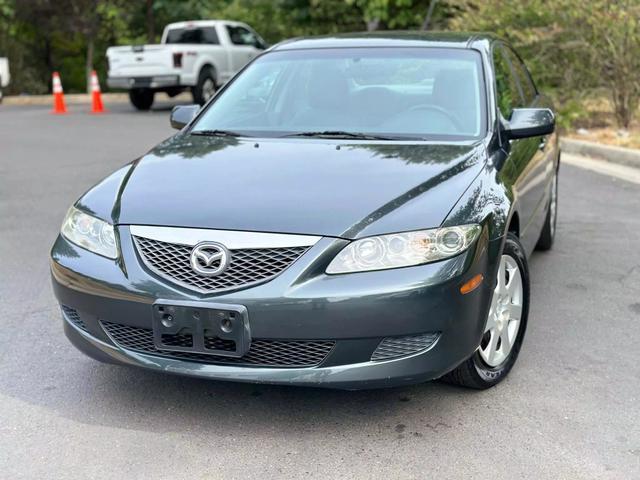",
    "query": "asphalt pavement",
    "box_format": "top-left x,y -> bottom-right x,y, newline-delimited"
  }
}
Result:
1,101 -> 639,479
